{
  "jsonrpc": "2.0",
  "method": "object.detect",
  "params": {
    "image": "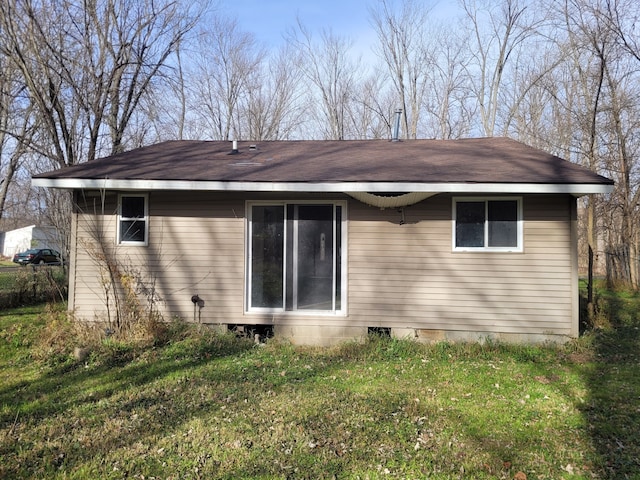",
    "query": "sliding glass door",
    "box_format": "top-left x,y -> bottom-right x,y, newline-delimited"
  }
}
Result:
248,202 -> 344,313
